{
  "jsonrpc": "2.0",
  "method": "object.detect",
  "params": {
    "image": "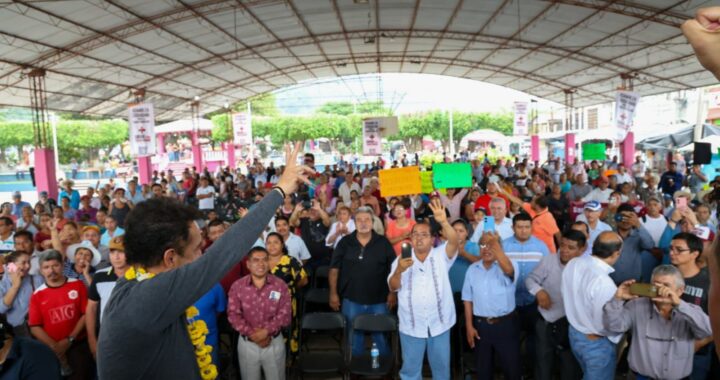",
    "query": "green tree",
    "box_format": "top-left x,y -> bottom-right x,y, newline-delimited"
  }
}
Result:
248,93 -> 279,117
316,101 -> 354,115
210,114 -> 231,143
